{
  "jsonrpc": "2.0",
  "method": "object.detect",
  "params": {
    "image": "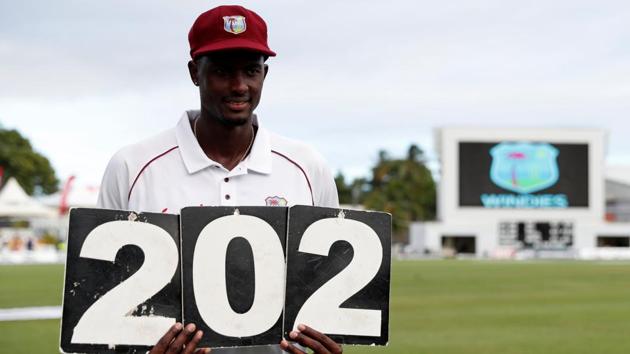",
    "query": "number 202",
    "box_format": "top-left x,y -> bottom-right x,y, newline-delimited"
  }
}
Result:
64,206 -> 390,349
